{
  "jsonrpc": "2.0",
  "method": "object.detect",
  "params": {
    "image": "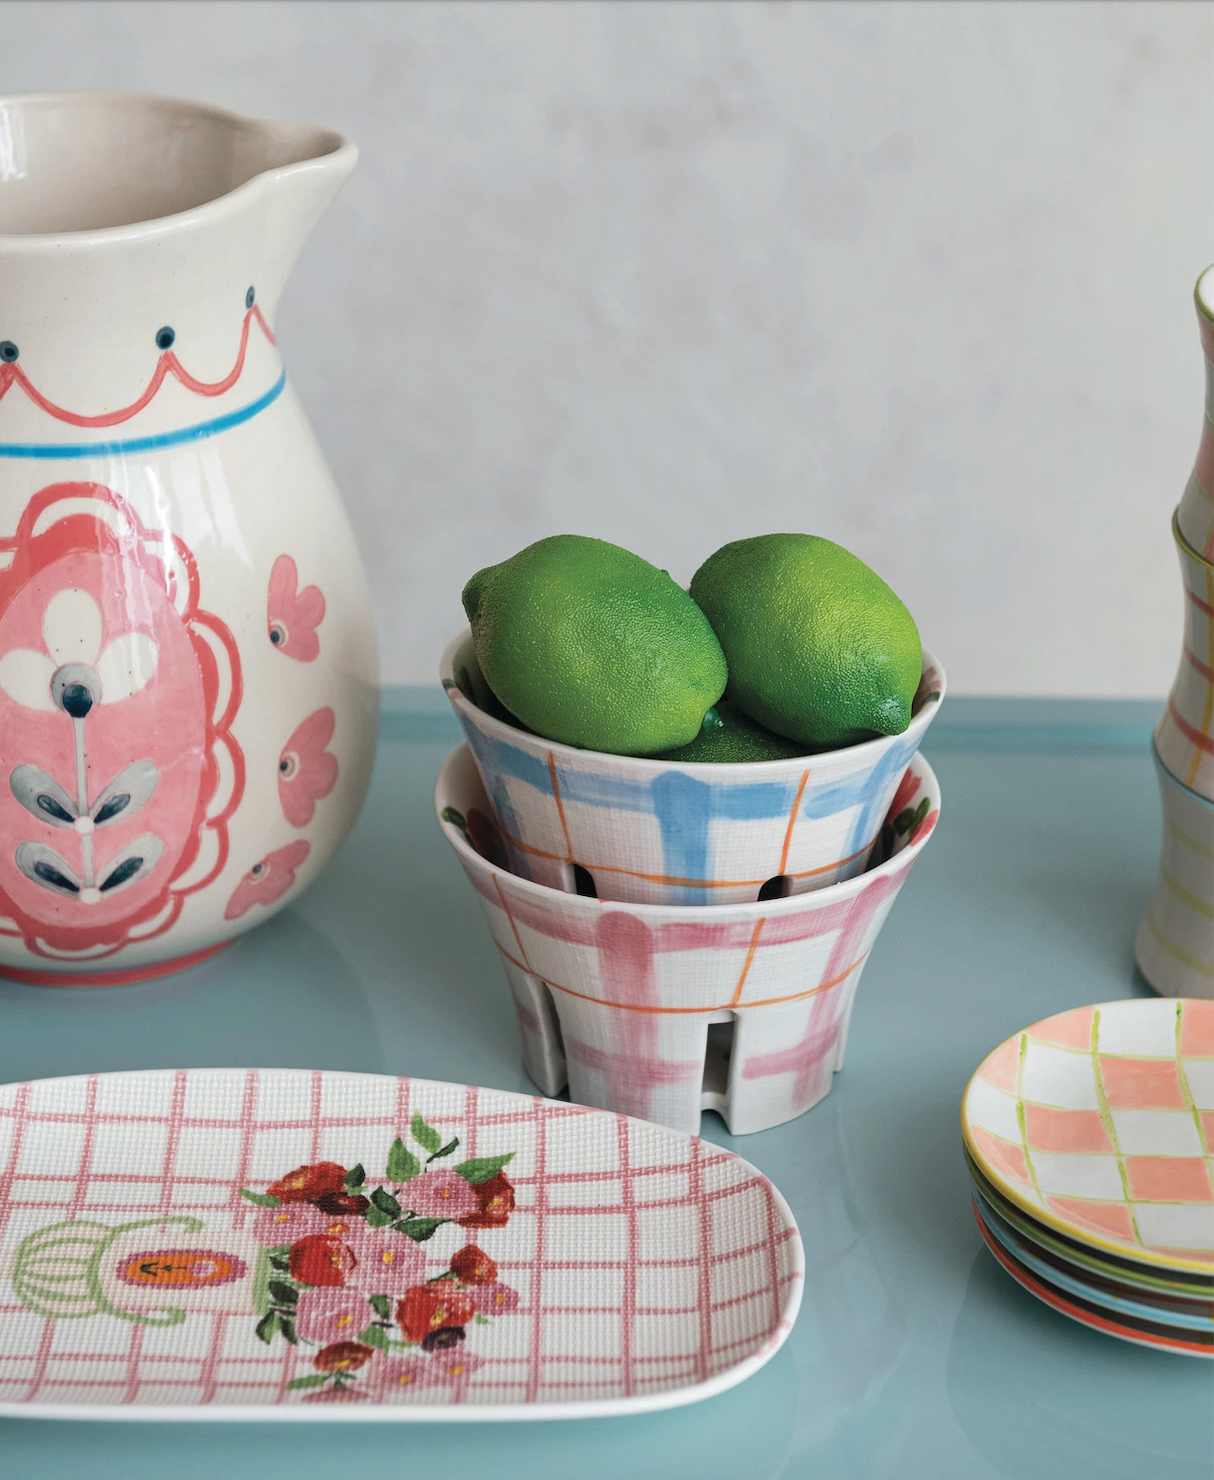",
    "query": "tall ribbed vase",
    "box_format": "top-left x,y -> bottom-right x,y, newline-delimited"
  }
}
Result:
1135,266 -> 1214,999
